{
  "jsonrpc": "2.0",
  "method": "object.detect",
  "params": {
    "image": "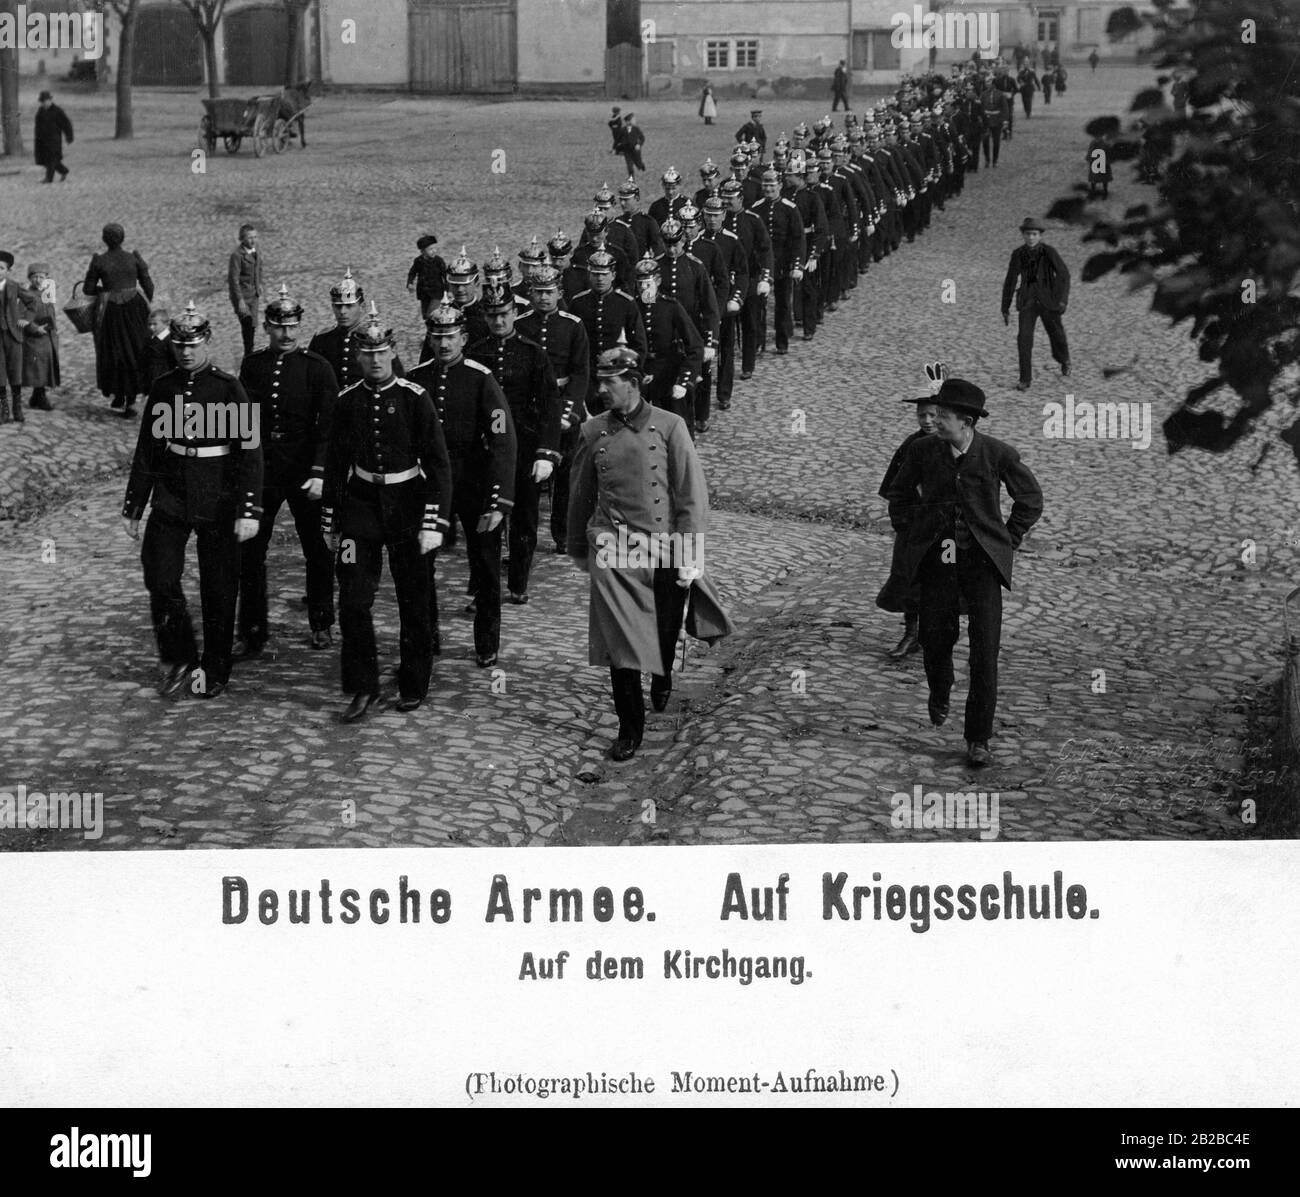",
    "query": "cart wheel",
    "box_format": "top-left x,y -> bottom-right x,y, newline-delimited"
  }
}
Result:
223,134 -> 242,154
